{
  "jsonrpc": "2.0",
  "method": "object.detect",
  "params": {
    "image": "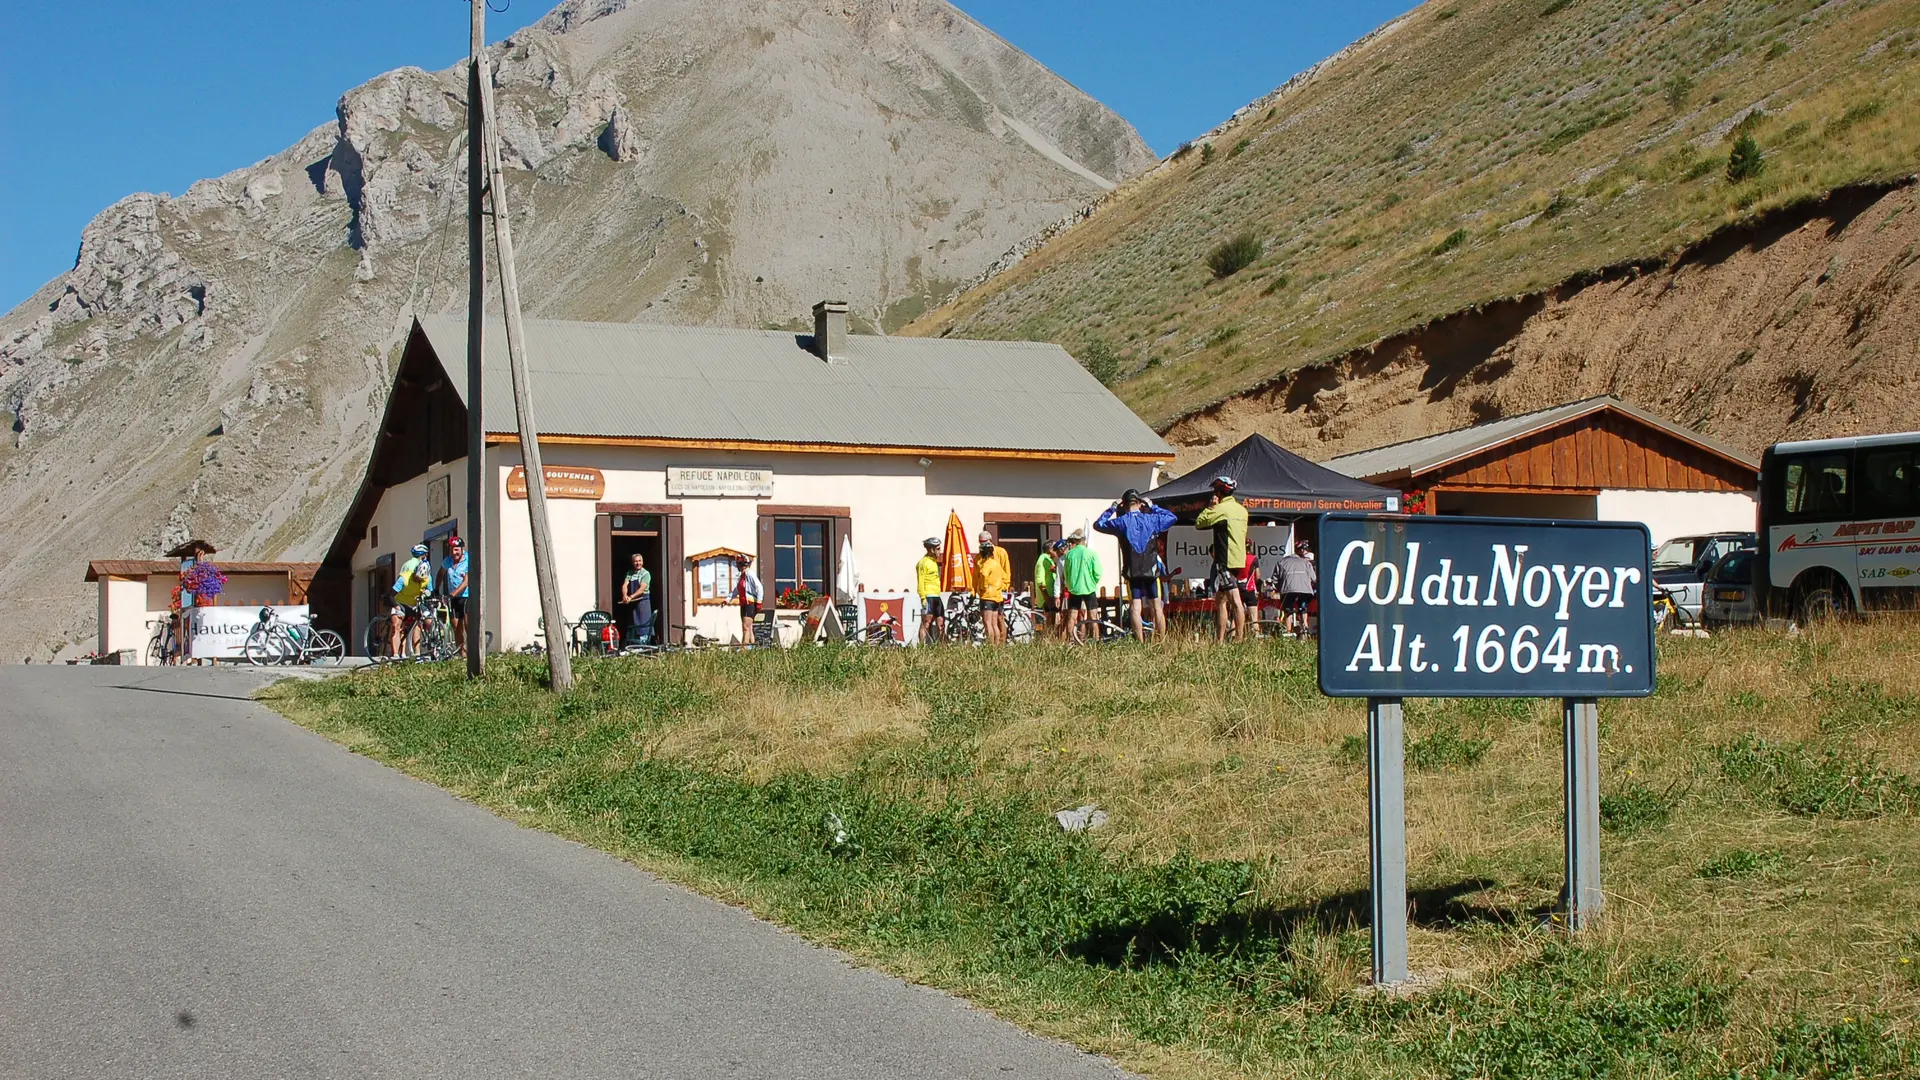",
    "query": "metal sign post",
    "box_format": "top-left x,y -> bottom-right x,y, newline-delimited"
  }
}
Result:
1318,514 -> 1653,984
1563,697 -> 1603,928
1367,697 -> 1408,985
